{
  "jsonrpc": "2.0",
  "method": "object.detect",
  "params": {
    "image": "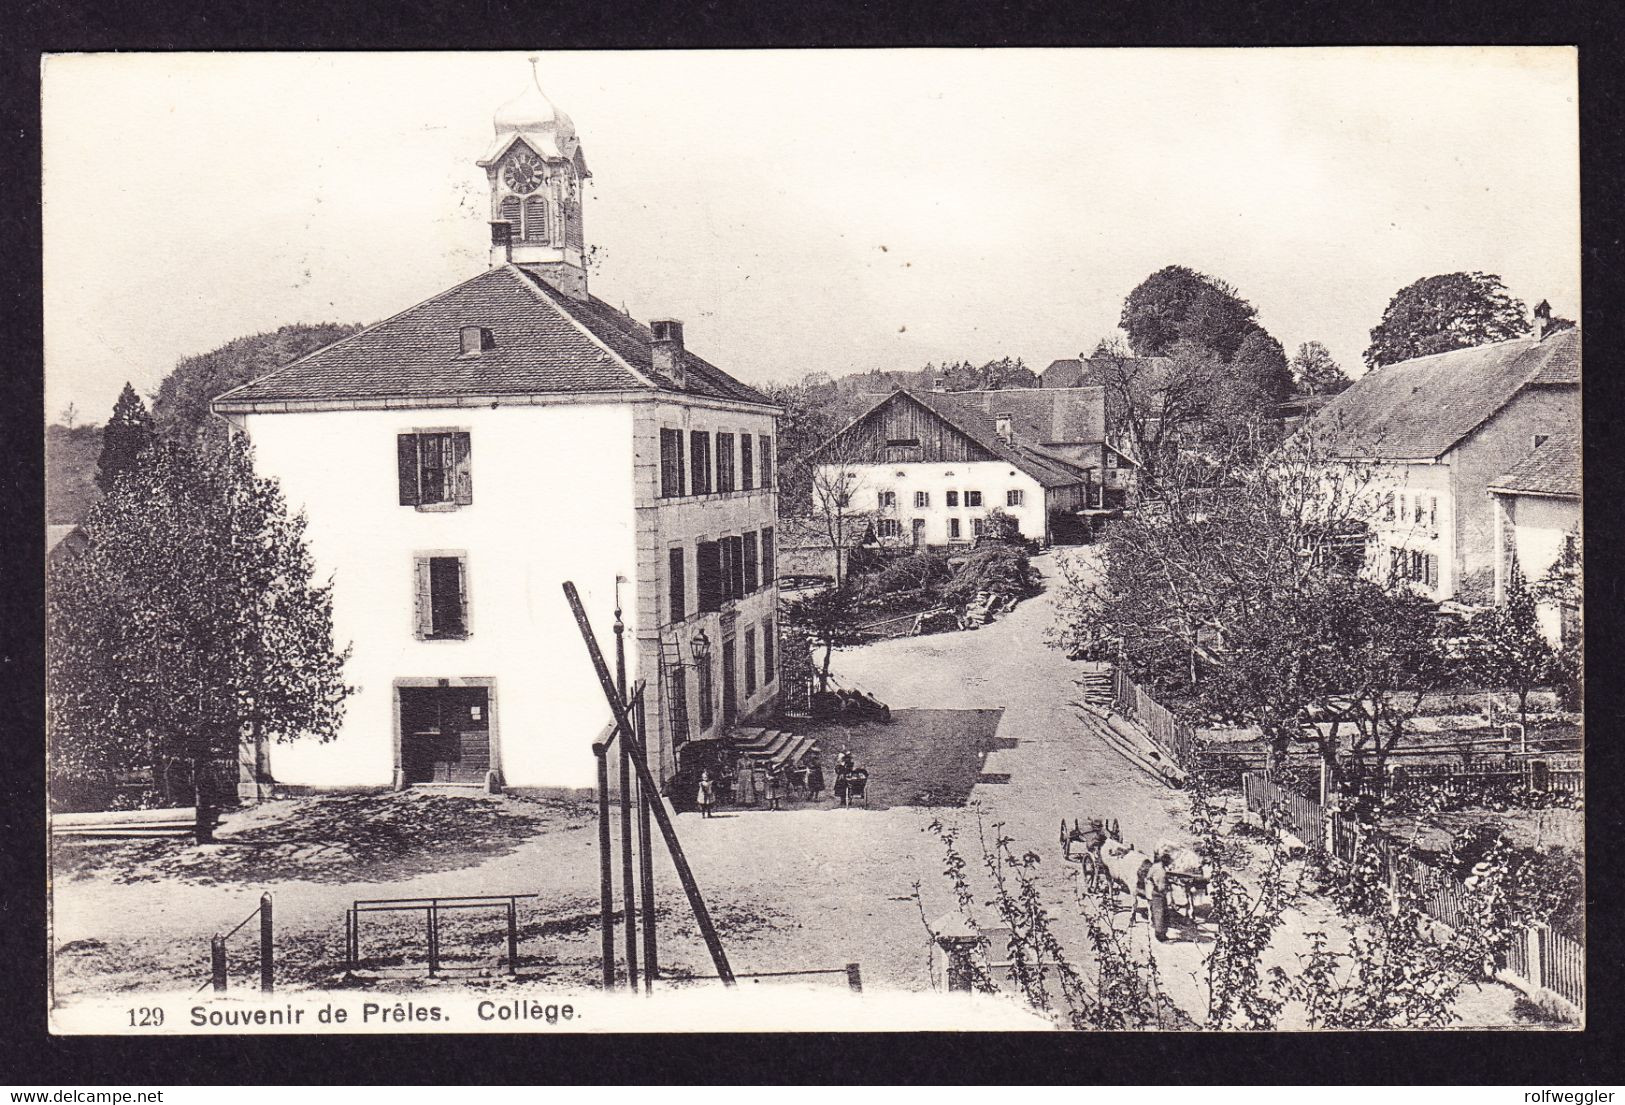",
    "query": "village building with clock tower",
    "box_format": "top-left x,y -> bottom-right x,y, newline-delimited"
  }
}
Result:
213,65 -> 784,798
